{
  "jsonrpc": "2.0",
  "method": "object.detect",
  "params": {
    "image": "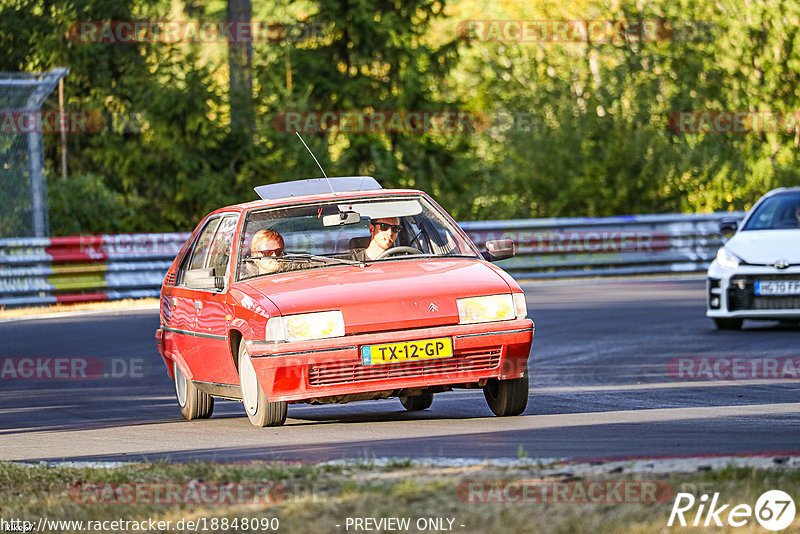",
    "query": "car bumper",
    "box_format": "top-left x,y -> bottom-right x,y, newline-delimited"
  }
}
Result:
707,261 -> 800,320
244,319 -> 534,403
154,328 -> 174,378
